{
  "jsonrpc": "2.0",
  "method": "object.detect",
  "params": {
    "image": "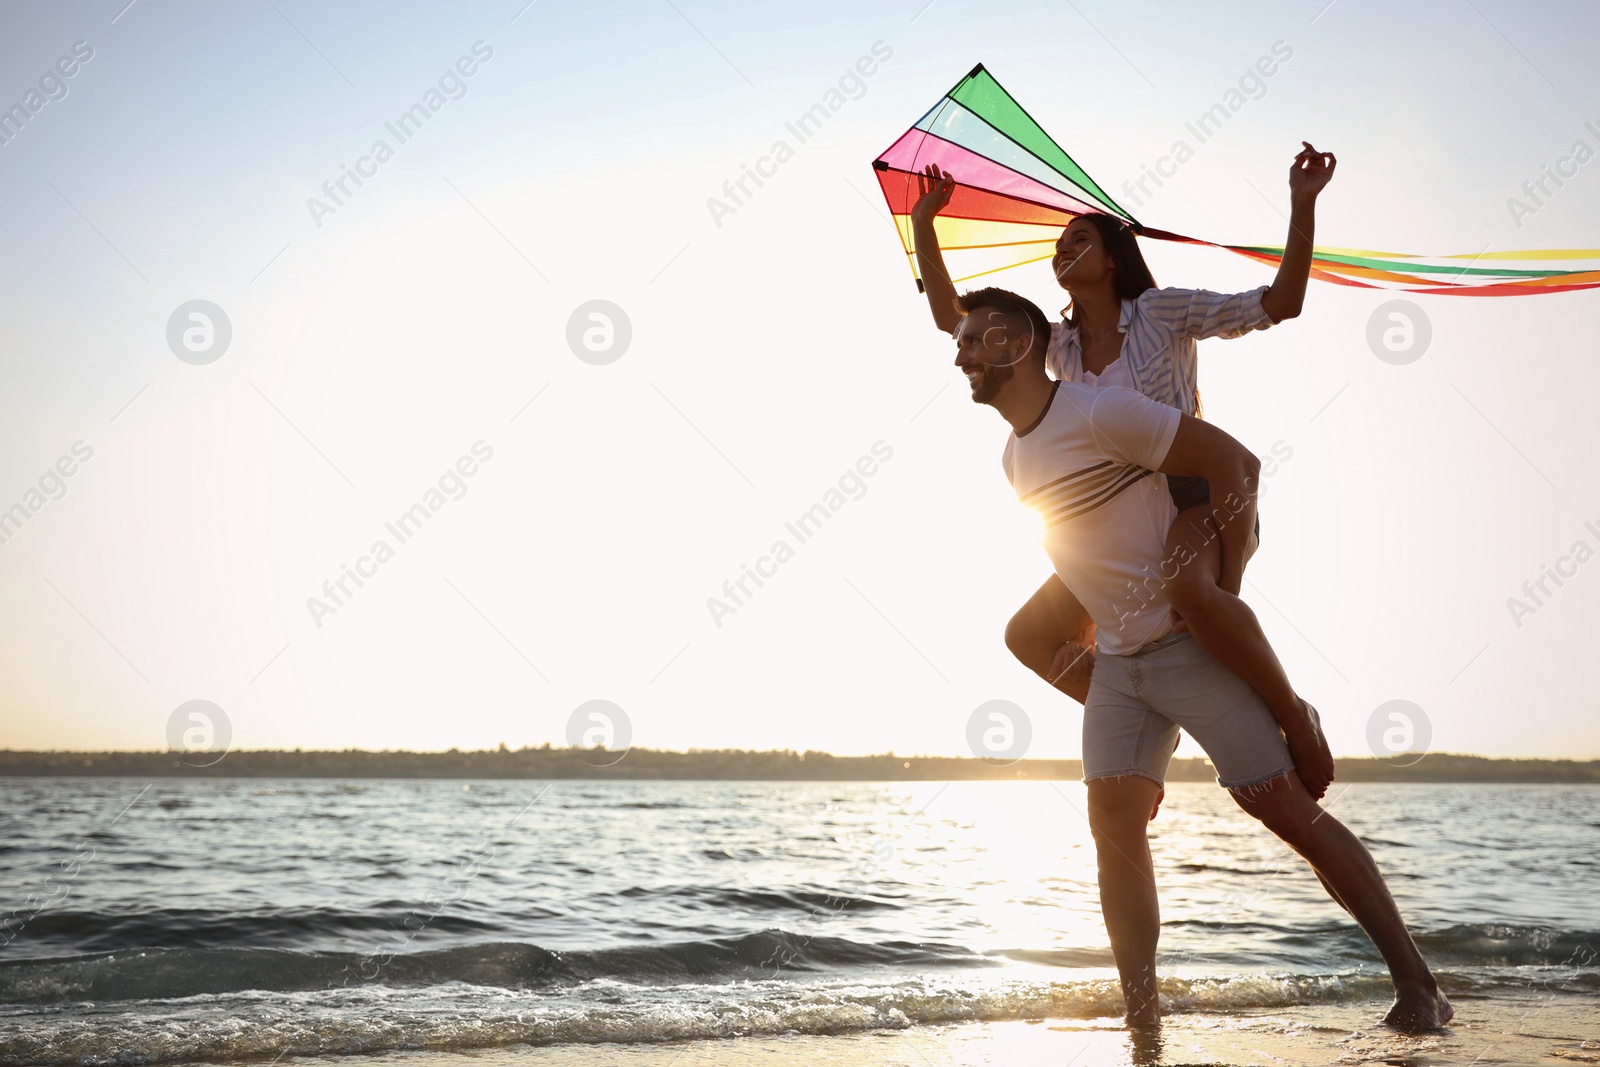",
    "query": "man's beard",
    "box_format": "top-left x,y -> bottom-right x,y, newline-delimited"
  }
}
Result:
970,359 -> 1015,405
